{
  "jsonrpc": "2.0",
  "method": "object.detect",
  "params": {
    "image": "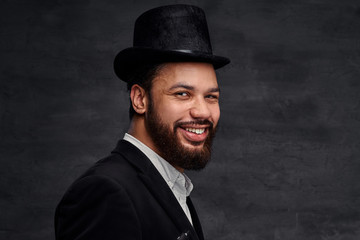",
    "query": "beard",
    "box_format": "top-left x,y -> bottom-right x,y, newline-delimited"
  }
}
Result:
144,97 -> 217,171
